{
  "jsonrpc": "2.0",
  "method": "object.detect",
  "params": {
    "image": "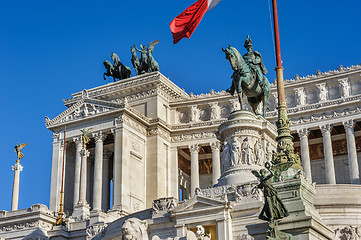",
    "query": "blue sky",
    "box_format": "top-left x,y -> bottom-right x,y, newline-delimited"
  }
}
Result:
0,0 -> 360,211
